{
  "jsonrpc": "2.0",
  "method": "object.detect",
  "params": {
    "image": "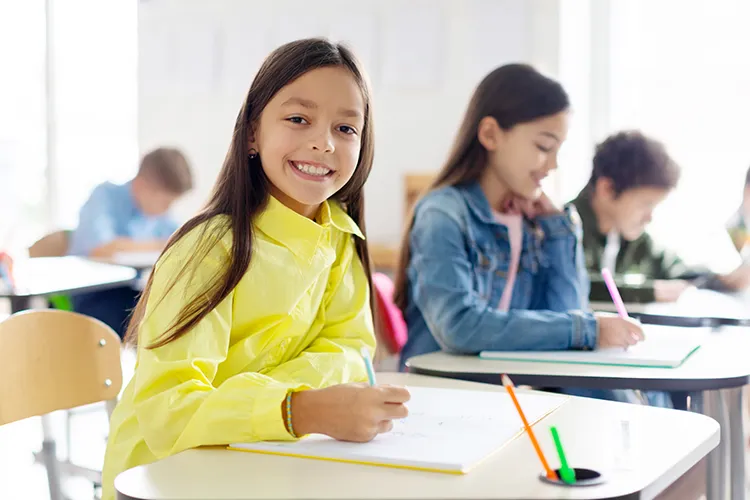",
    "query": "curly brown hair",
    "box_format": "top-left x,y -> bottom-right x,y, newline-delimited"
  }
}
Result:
588,130 -> 680,196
